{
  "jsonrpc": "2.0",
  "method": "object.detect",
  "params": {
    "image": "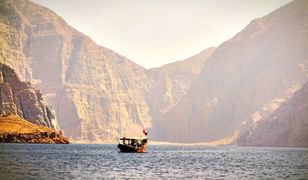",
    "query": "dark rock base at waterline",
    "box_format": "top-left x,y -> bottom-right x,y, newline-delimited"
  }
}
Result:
0,132 -> 69,144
